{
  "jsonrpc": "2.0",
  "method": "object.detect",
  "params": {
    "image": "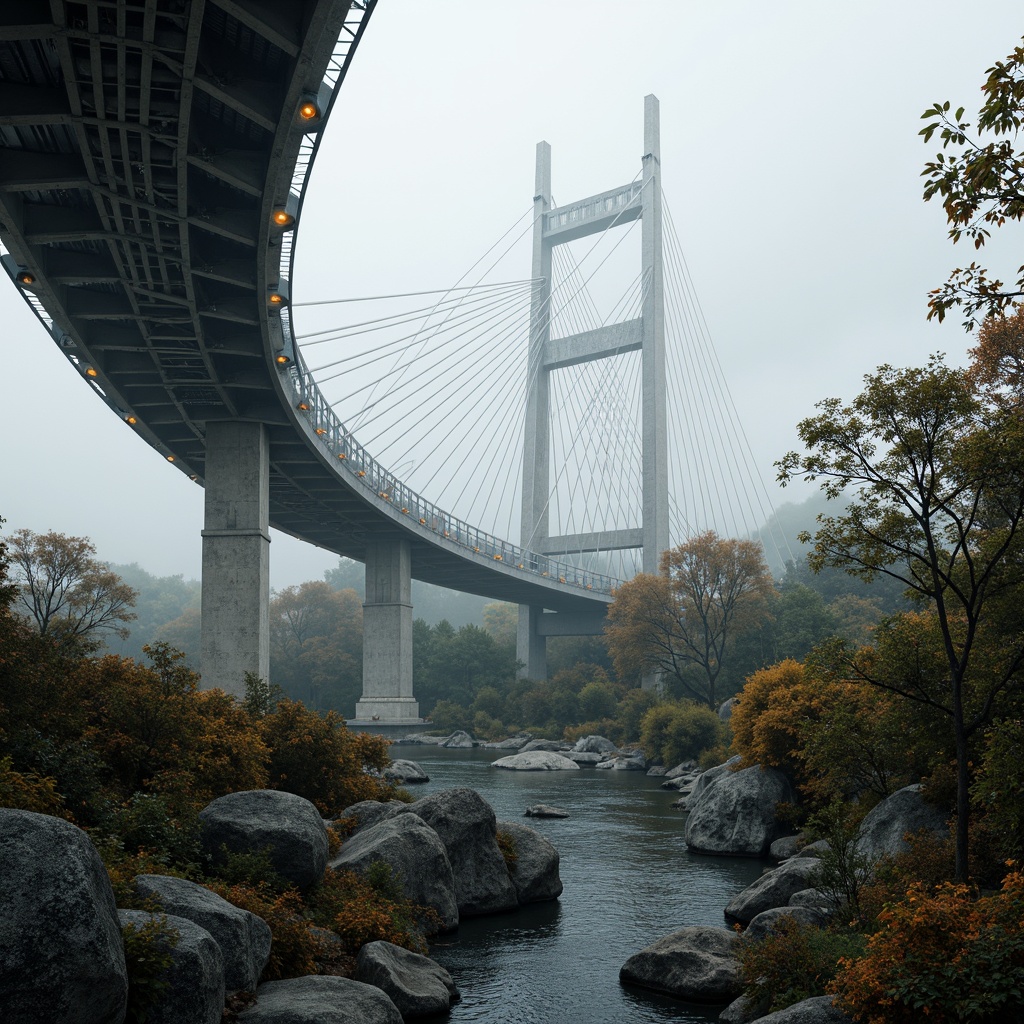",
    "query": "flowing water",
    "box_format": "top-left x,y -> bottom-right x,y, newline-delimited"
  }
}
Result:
401,747 -> 763,1023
